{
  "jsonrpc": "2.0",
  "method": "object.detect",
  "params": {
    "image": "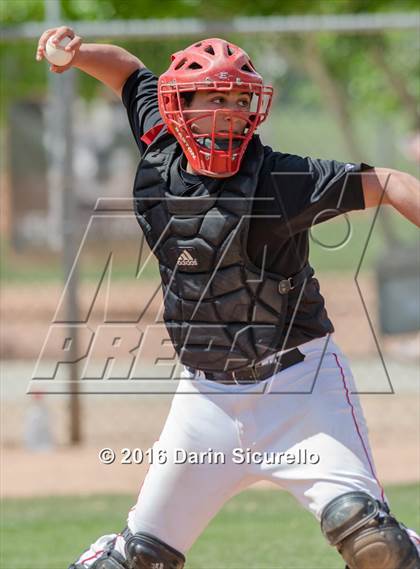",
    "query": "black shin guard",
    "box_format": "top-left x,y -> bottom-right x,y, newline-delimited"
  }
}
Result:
125,531 -> 185,569
321,492 -> 420,569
